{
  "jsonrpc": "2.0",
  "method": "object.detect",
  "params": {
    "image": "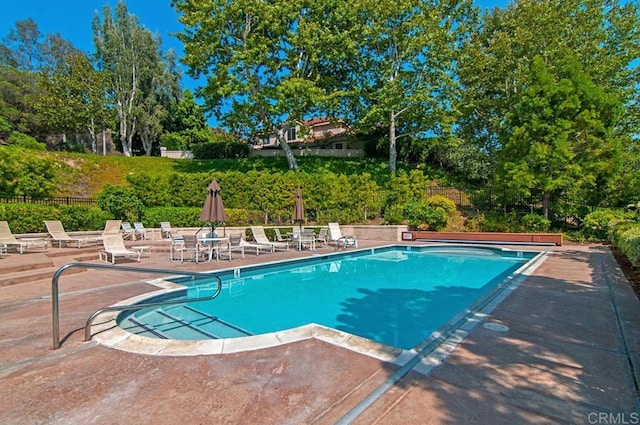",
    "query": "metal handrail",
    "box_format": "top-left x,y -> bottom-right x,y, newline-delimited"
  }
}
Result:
52,262 -> 222,349
83,283 -> 221,342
